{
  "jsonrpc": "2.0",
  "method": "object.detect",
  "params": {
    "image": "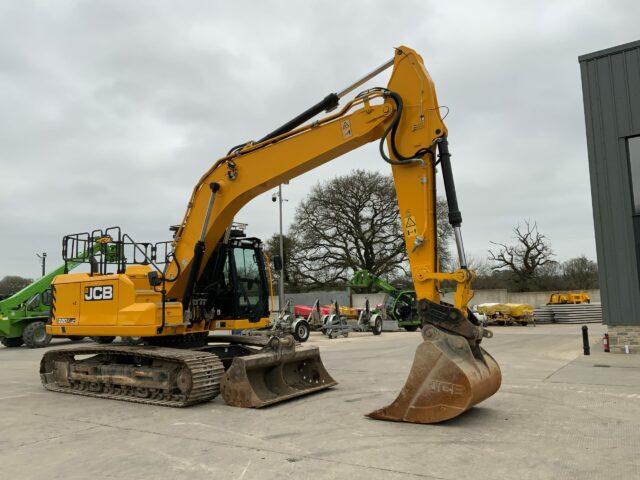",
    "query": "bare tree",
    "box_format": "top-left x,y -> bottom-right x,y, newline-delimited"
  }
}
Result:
465,255 -> 492,277
436,196 -> 454,269
264,233 -> 305,289
488,220 -> 554,291
287,170 -> 453,288
562,255 -> 599,290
